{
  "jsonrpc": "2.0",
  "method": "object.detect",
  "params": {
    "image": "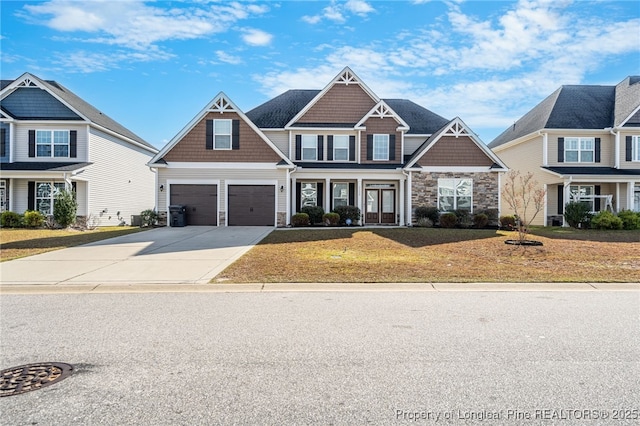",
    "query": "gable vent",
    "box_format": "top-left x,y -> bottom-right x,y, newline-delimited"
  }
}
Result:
443,122 -> 471,138
210,97 -> 236,114
16,78 -> 38,88
371,103 -> 395,119
336,70 -> 358,86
